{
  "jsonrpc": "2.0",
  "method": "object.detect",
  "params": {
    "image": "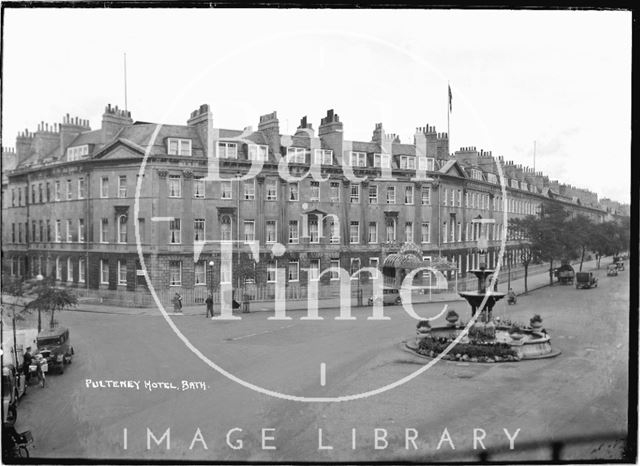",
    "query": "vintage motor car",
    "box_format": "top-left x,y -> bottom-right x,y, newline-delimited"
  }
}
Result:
575,271 -> 598,289
557,265 -> 575,285
2,364 -> 27,425
607,264 -> 619,276
615,261 -> 625,271
36,327 -> 74,374
368,288 -> 402,306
